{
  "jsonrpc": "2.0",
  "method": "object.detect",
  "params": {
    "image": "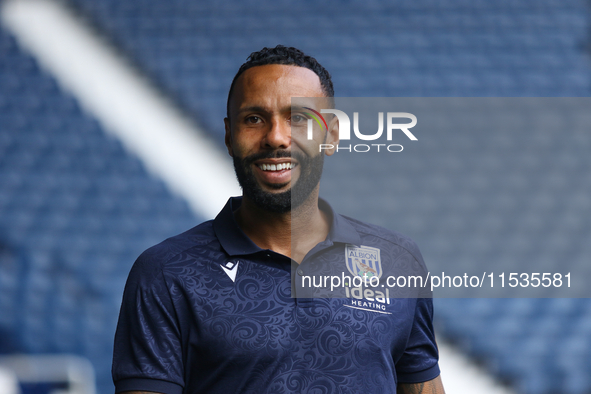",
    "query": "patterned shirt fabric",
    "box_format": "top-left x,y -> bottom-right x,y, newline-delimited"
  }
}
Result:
112,197 -> 440,394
